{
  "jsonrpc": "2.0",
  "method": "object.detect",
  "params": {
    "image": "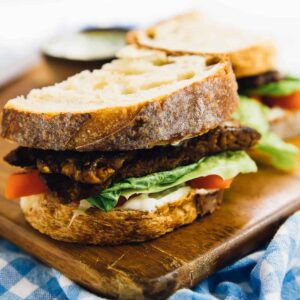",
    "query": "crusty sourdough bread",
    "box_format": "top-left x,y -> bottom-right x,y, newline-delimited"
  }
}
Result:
269,110 -> 300,139
127,12 -> 276,78
1,46 -> 238,151
20,190 -> 223,245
